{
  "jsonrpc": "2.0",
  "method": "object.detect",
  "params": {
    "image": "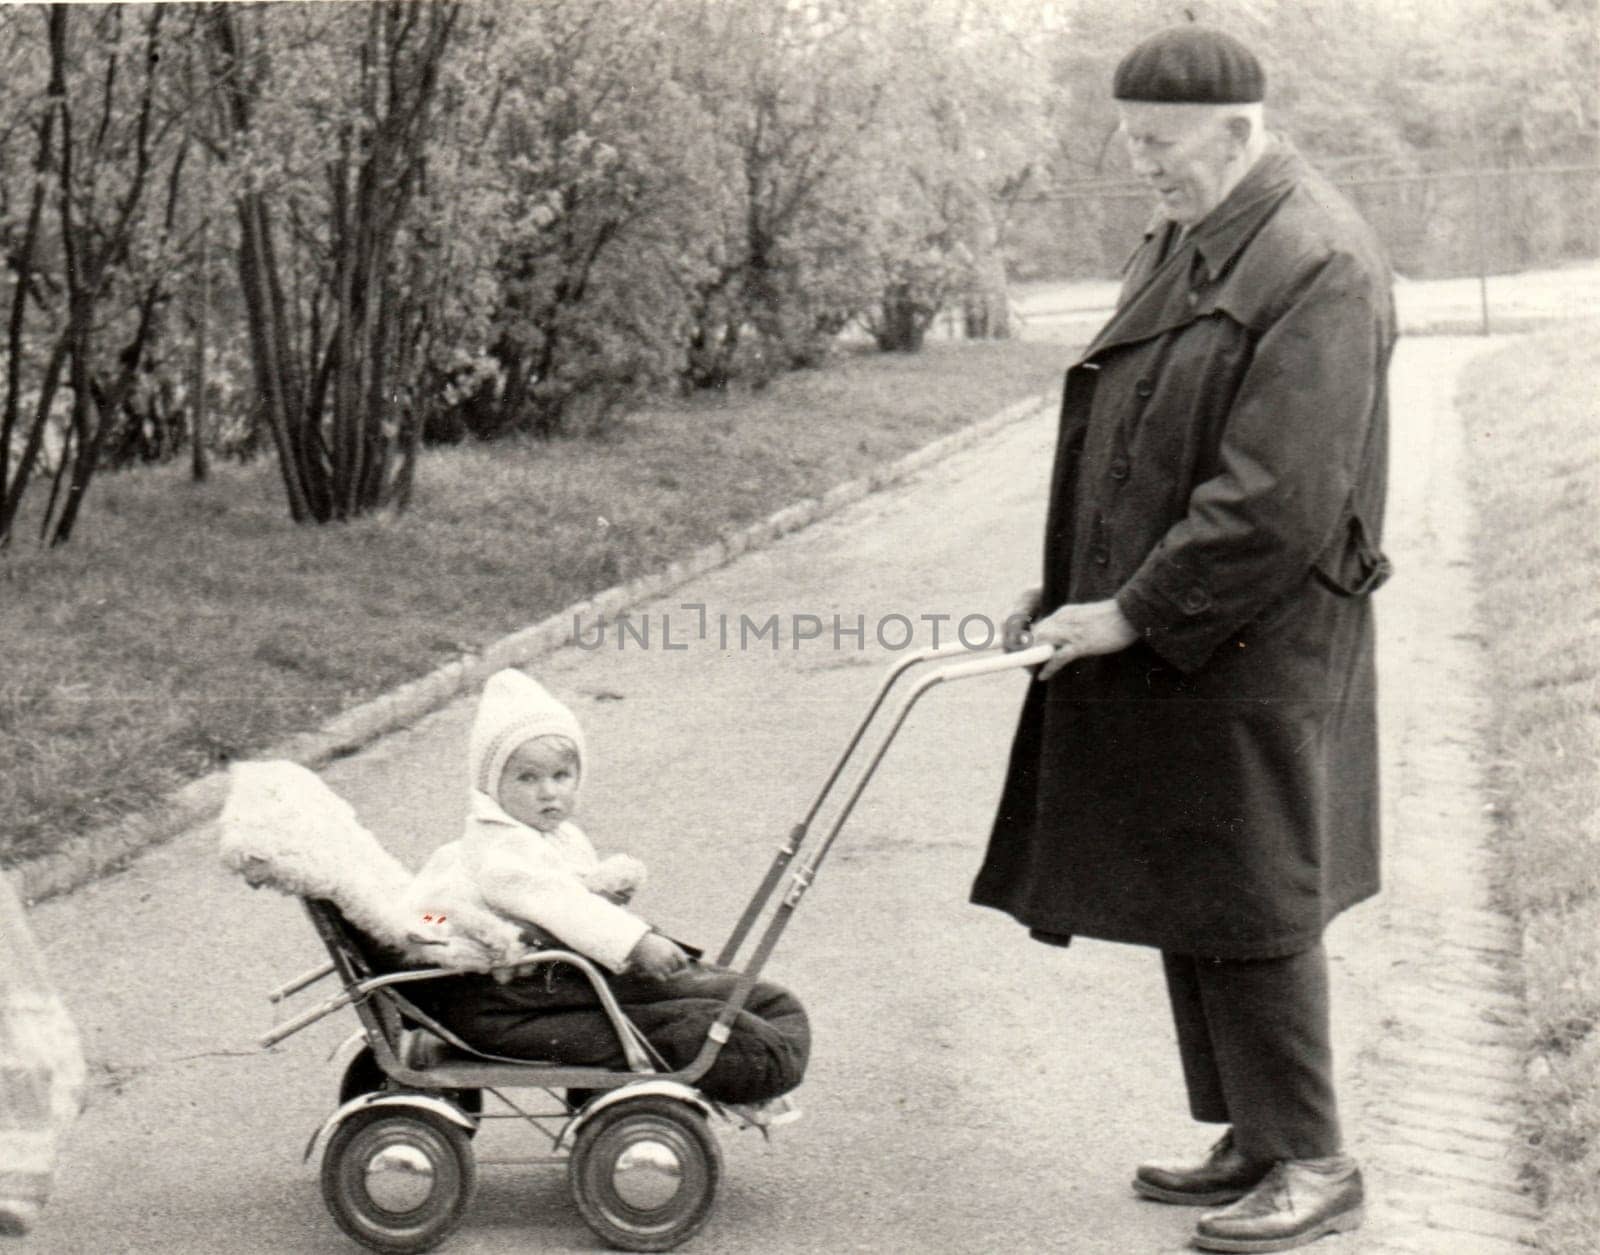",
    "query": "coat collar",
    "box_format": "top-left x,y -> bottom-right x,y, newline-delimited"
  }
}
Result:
466,788 -> 583,848
468,787 -> 525,832
1080,136 -> 1304,361
1184,135 -> 1302,281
